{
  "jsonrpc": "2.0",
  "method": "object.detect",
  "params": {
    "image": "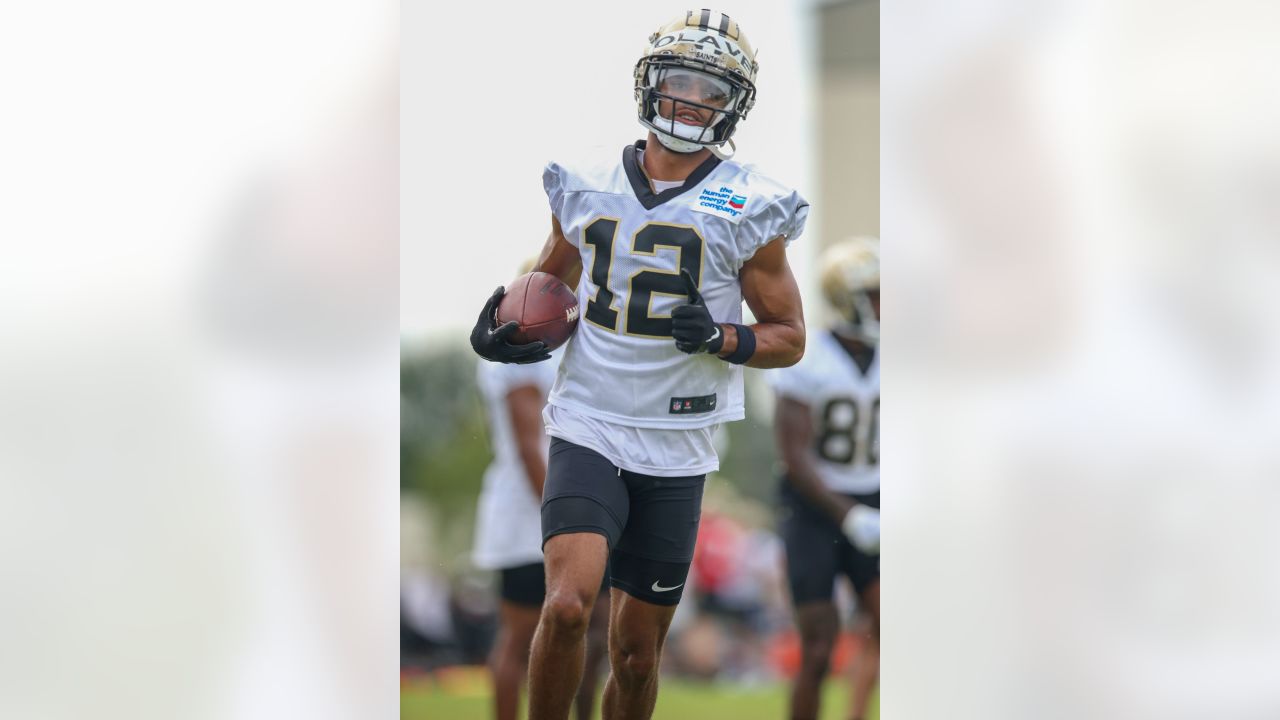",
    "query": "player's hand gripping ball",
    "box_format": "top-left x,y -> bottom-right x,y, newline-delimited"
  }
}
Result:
495,271 -> 581,350
471,272 -> 580,364
470,285 -> 551,364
